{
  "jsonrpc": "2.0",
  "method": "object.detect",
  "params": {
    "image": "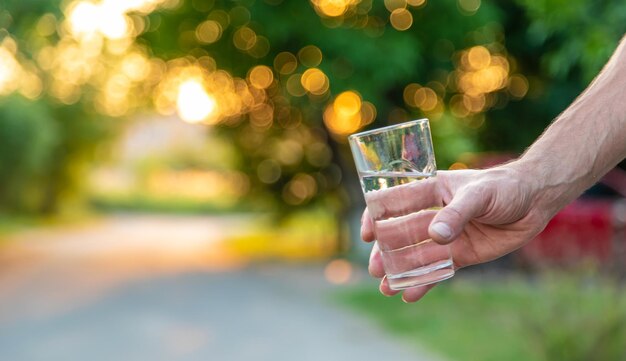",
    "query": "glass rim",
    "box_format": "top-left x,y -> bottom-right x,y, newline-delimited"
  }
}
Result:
348,118 -> 429,141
